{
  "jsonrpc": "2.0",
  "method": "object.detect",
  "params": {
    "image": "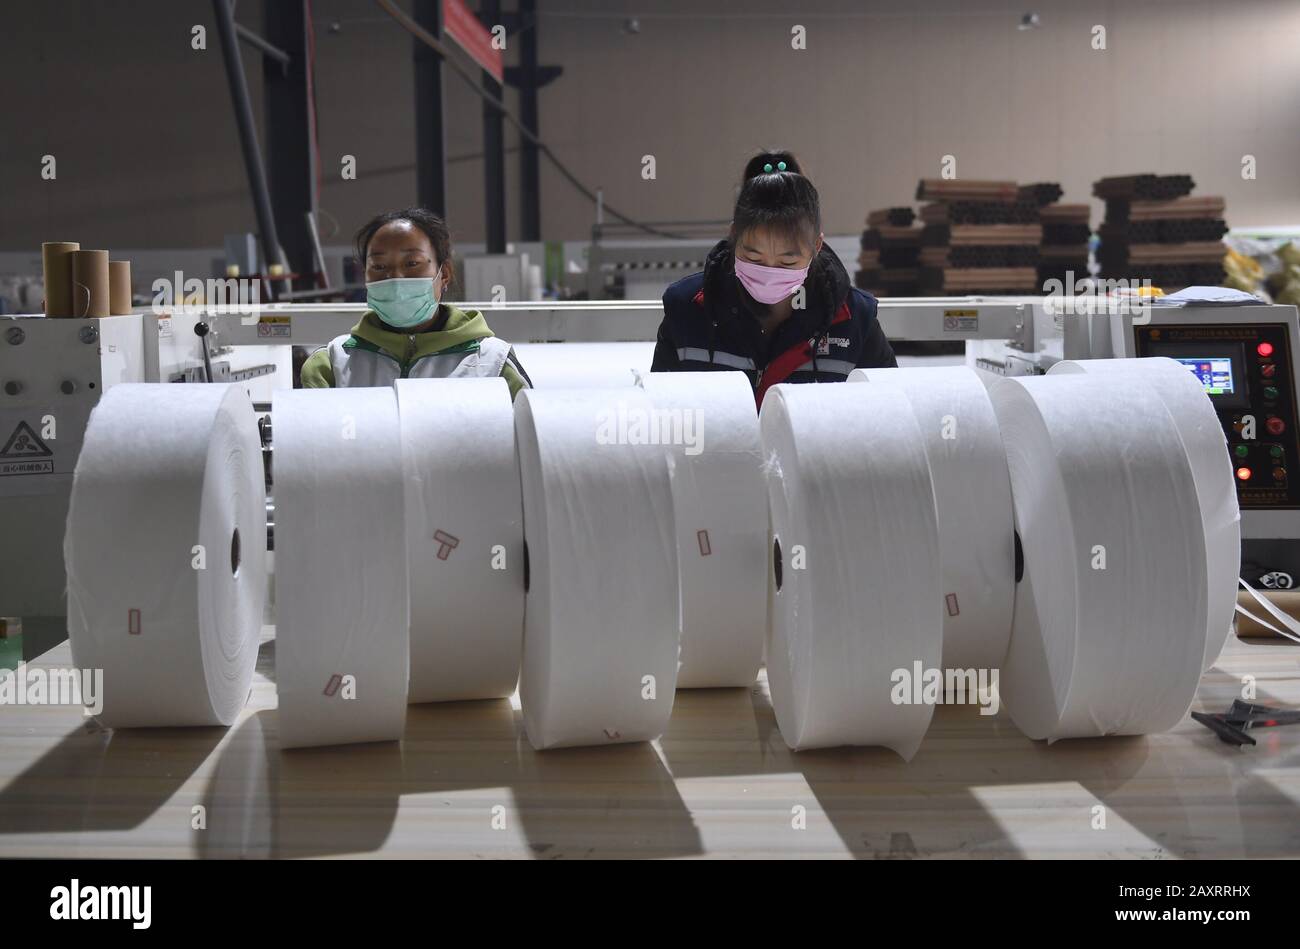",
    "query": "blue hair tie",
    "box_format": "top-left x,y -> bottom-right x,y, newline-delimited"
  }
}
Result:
777,160 -> 787,171
763,163 -> 773,173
